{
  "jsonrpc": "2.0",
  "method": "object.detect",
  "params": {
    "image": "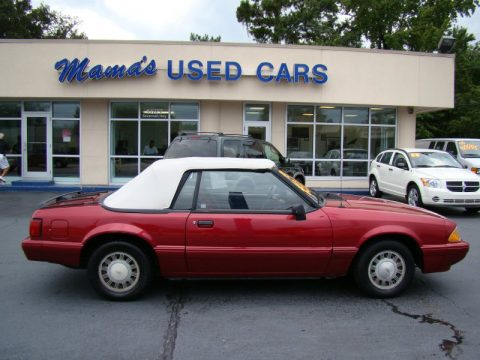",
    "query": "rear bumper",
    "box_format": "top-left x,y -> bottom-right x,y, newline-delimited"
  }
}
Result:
421,241 -> 469,273
22,238 -> 83,267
